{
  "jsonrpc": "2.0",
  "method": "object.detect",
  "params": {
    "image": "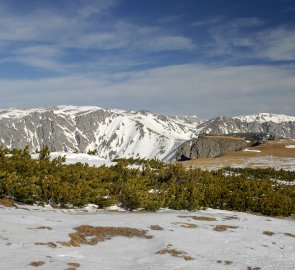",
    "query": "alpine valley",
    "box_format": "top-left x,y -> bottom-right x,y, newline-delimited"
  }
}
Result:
0,105 -> 294,161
